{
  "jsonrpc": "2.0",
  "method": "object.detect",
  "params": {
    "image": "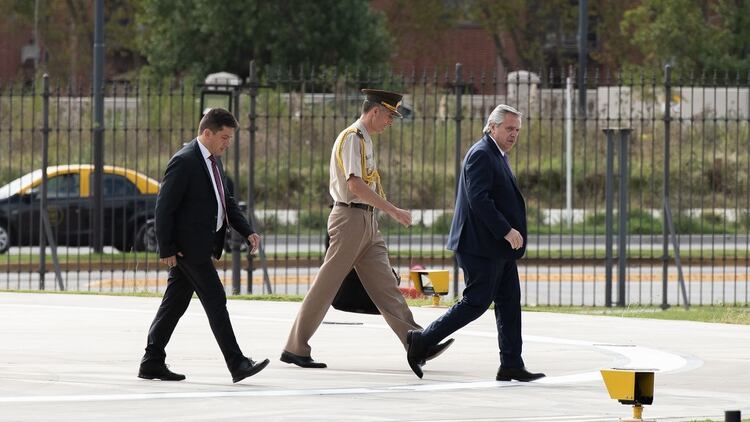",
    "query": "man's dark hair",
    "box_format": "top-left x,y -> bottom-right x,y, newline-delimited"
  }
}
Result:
199,108 -> 238,133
